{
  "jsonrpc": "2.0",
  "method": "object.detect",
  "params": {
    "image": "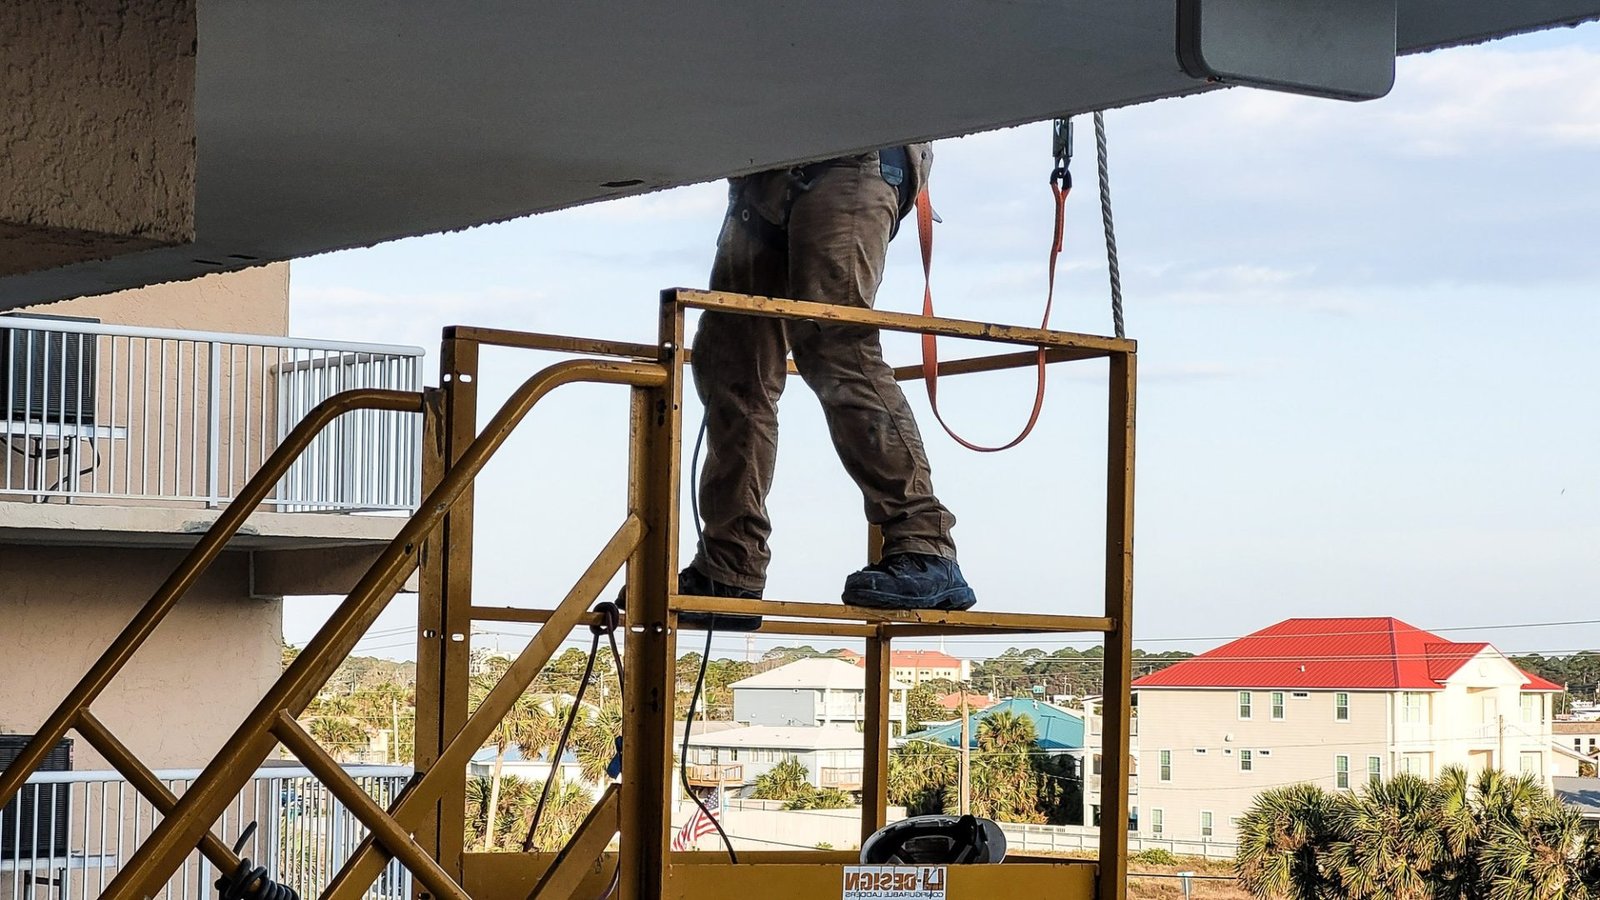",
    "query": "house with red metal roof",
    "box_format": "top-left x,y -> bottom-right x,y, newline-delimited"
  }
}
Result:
1132,617 -> 1571,845
834,648 -> 970,687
